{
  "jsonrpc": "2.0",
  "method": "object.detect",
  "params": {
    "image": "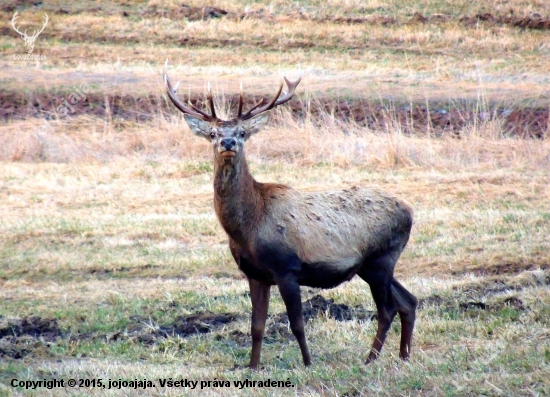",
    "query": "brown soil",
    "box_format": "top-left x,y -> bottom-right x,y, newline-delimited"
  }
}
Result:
0,336 -> 52,359
158,312 -> 238,338
0,316 -> 63,341
0,316 -> 63,359
2,91 -> 548,138
288,294 -> 375,323
91,312 -> 243,346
